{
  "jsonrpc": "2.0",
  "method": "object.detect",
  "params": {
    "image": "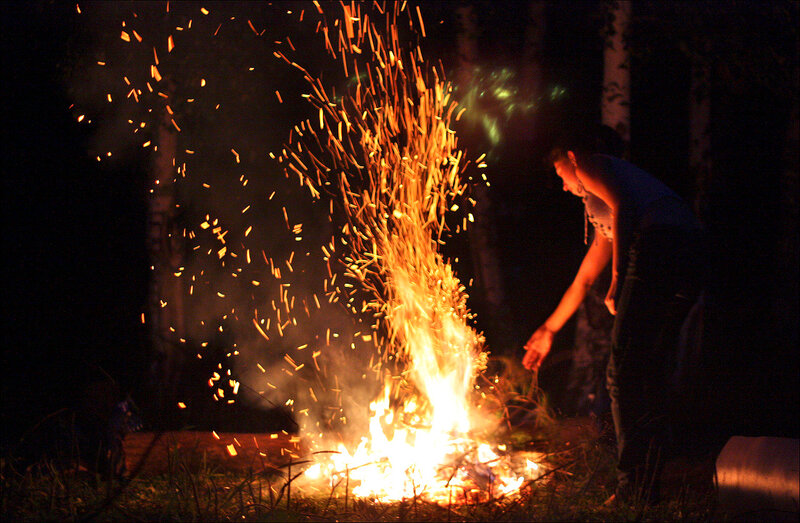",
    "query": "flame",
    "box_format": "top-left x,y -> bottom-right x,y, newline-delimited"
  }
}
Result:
298,379 -> 543,502
280,2 -> 543,502
74,1 -> 545,502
